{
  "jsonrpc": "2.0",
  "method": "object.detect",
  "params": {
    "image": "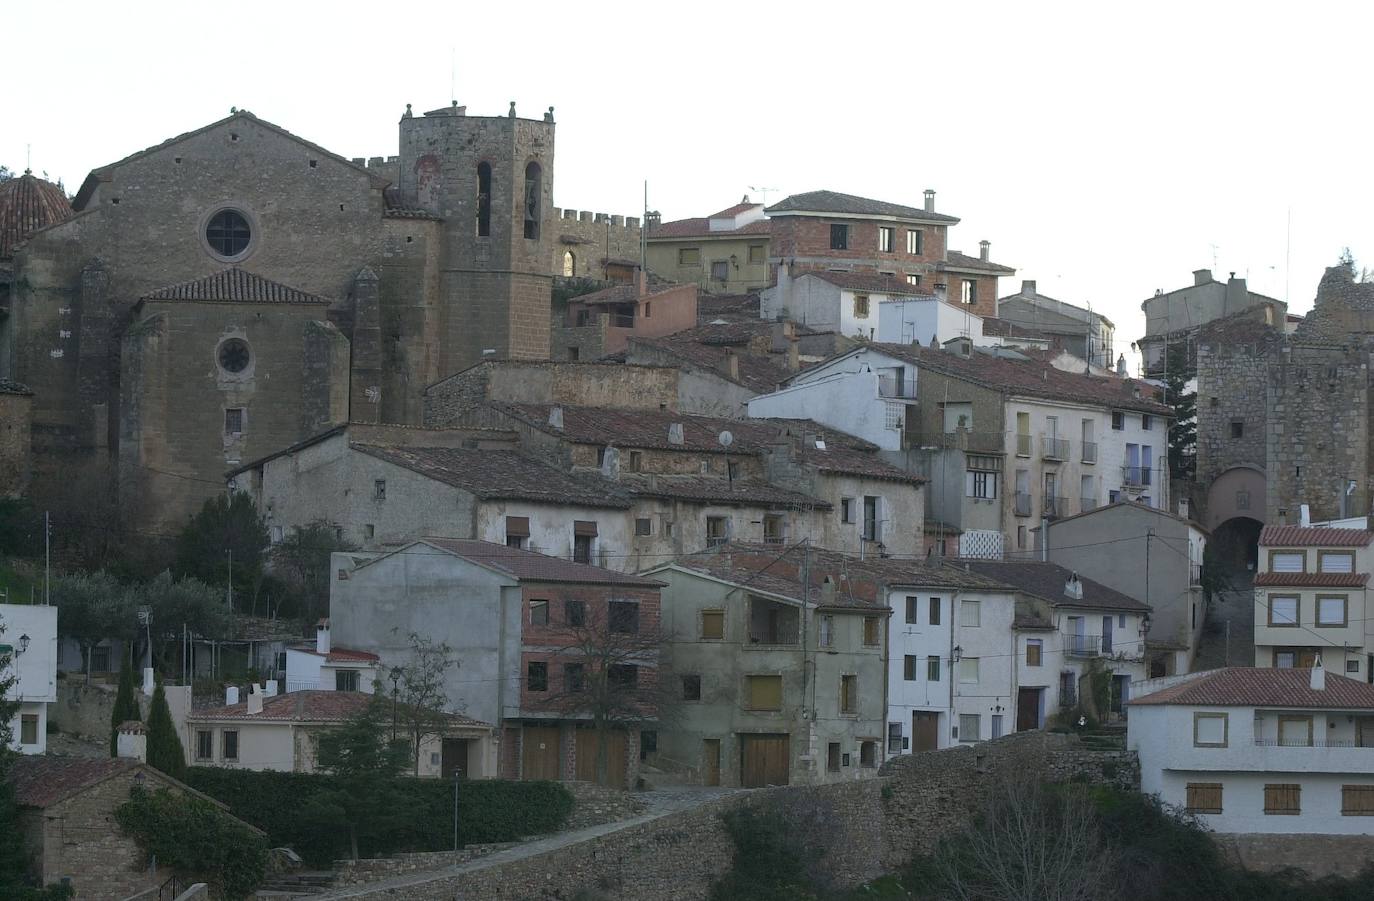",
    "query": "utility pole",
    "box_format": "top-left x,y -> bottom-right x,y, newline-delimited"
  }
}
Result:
453,774 -> 461,851
43,511 -> 50,606
1145,529 -> 1153,614
226,549 -> 234,610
